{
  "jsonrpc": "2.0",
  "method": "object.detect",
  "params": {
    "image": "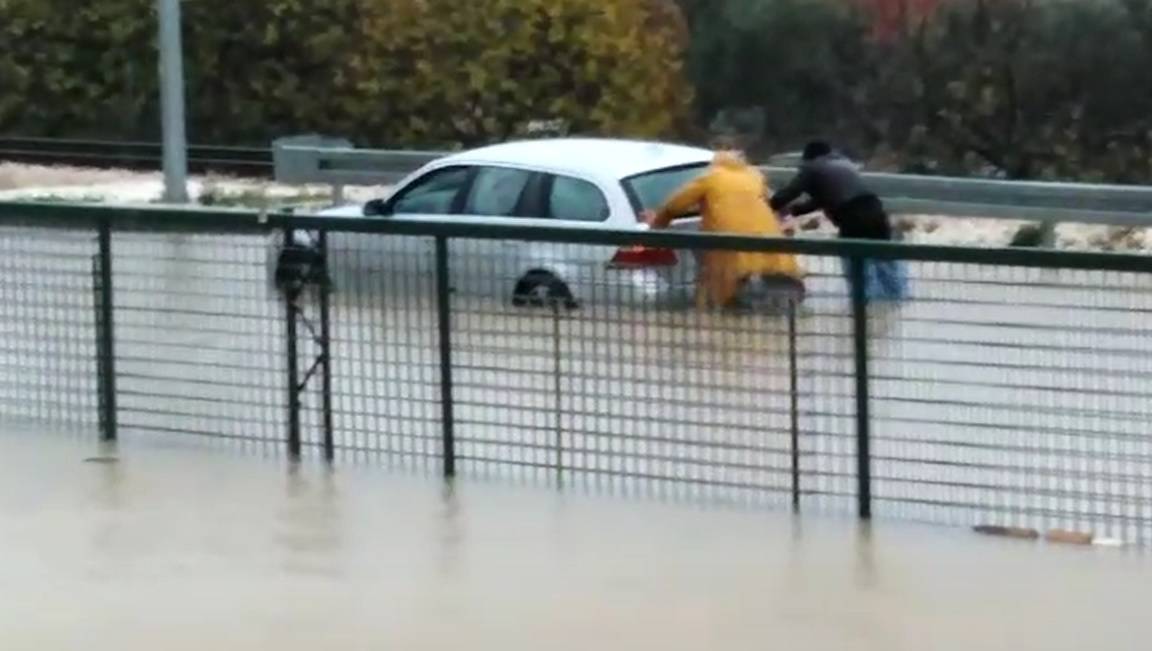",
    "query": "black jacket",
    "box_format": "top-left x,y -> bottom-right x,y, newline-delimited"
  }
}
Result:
769,153 -> 892,240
